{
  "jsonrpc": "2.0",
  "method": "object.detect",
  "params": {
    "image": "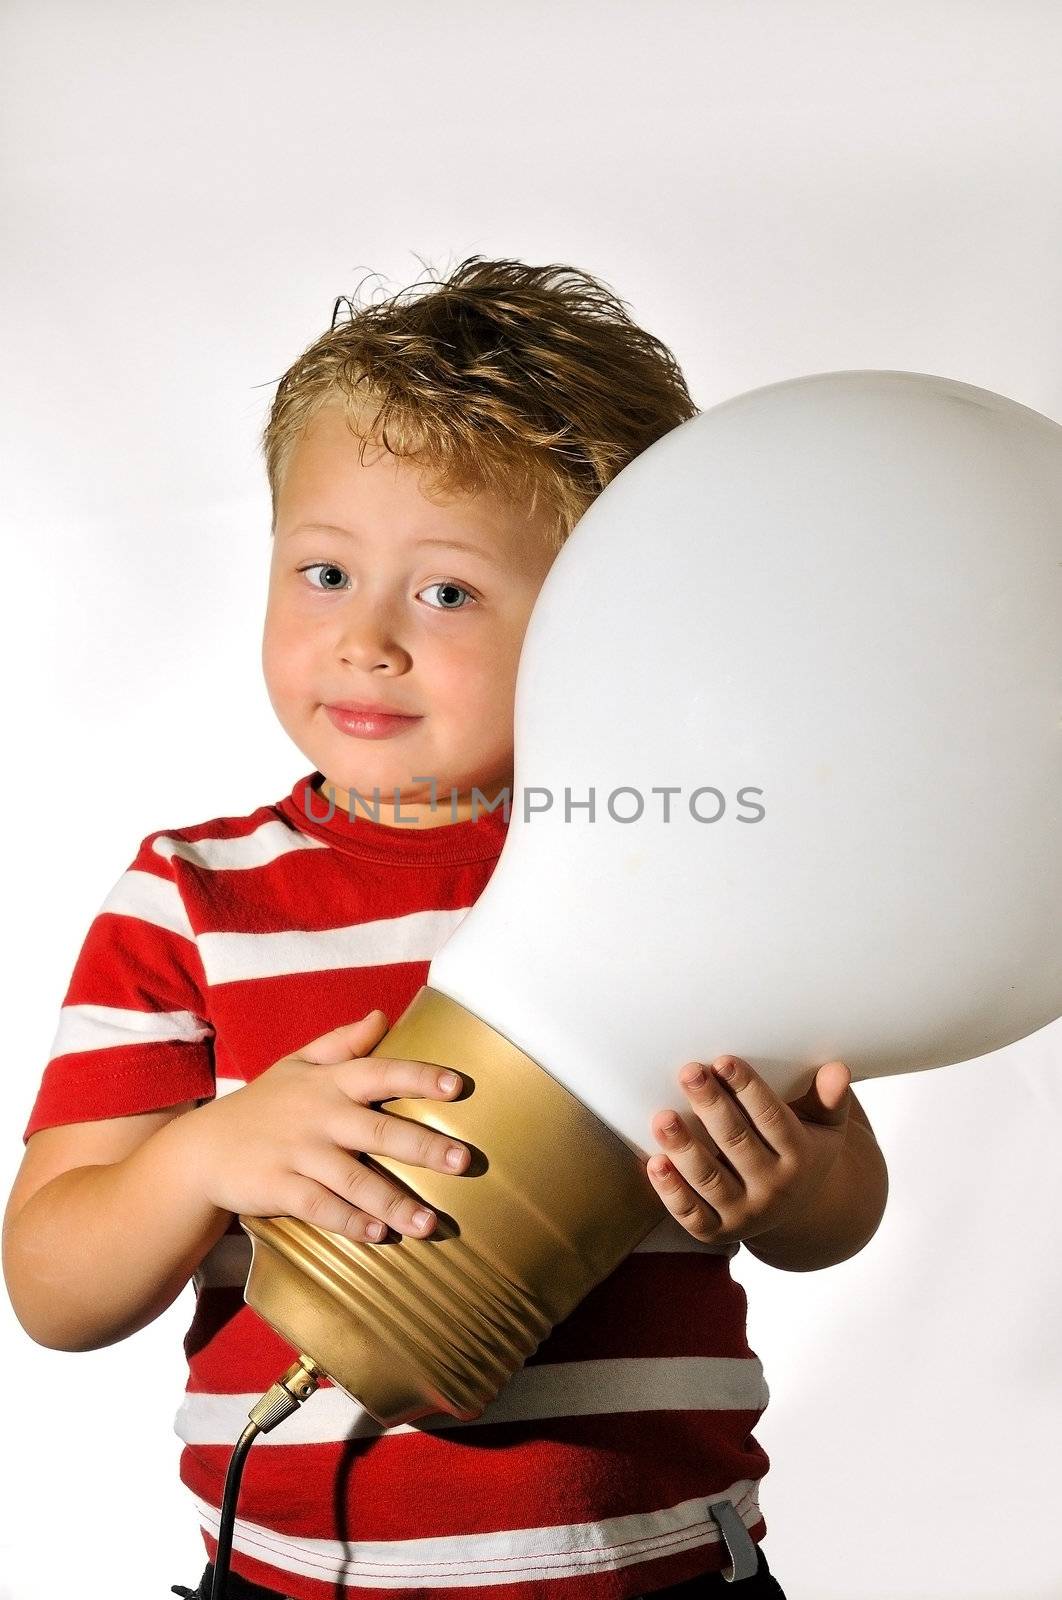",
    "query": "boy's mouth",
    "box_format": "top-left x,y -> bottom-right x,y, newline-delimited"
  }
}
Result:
323,702 -> 424,739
